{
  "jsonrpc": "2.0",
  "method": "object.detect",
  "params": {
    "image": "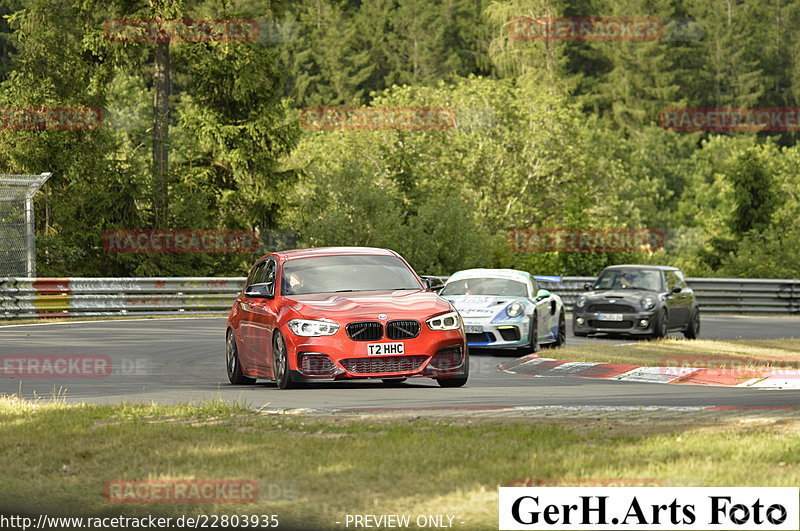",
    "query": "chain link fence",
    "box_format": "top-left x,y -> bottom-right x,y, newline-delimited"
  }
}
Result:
0,173 -> 51,277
